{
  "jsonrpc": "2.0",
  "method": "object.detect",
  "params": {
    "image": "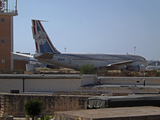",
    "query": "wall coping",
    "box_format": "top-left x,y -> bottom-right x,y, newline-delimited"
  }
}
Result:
0,74 -> 81,79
